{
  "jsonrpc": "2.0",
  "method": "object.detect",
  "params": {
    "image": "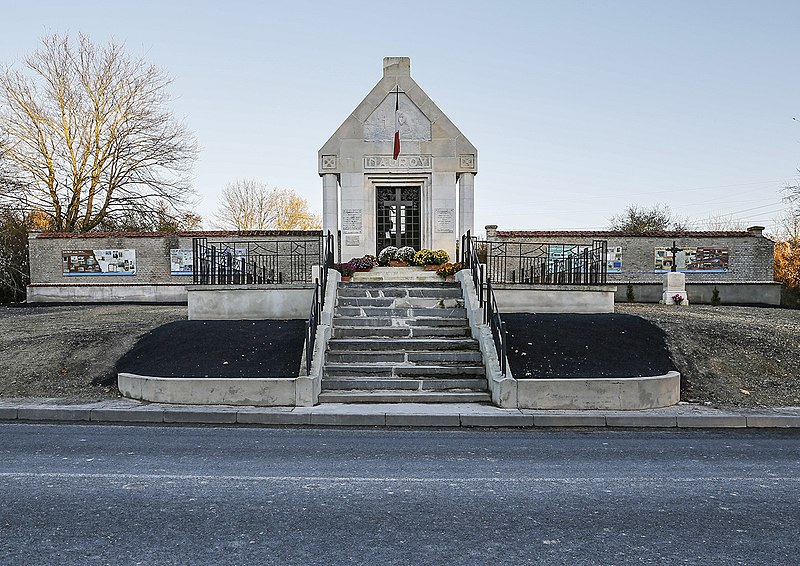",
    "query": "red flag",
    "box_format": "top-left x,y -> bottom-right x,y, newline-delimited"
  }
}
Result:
393,90 -> 400,160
